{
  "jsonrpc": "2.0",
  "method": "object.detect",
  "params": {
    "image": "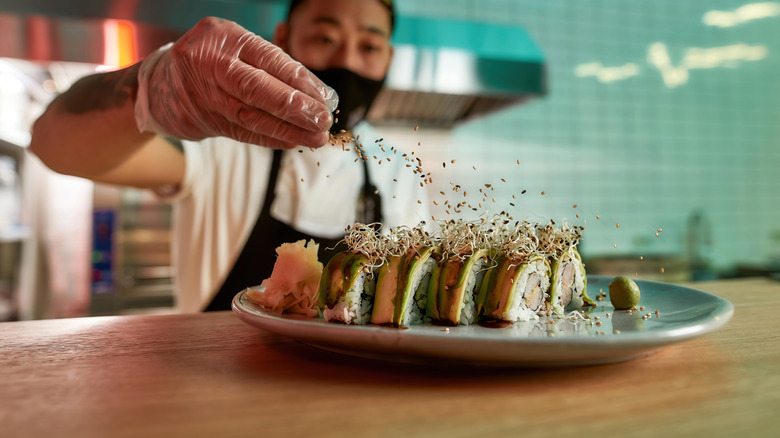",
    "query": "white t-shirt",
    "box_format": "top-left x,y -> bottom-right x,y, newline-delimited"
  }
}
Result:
162,123 -> 430,312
